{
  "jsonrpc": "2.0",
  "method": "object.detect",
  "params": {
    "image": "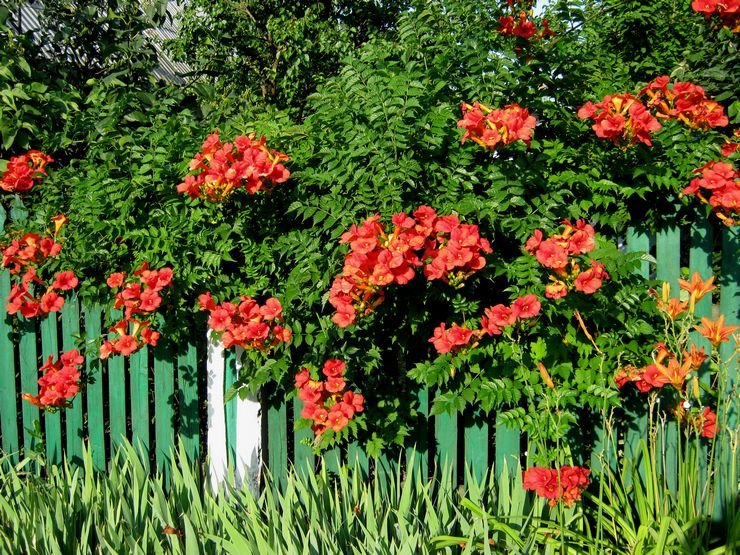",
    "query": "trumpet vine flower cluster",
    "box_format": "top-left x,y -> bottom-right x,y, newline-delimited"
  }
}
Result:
681,160 -> 739,226
522,465 -> 590,507
22,349 -> 84,410
295,359 -> 364,435
692,0 -> 739,32
329,205 -> 492,328
579,77 -> 728,148
99,263 -> 173,358
2,216 -> 77,318
498,0 -> 555,42
0,149 -> 53,193
177,130 -> 290,202
525,219 -> 608,299
199,292 -> 292,351
641,76 -> 729,130
577,93 -> 662,148
457,102 -> 536,151
430,293 -> 541,355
